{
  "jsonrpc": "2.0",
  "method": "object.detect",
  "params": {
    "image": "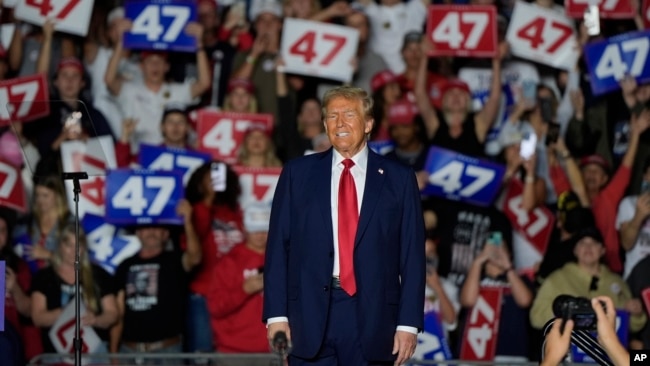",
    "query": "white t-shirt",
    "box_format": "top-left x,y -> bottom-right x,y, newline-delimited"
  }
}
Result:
361,0 -> 427,74
423,276 -> 460,331
615,195 -> 650,279
86,47 -> 142,138
116,80 -> 197,151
